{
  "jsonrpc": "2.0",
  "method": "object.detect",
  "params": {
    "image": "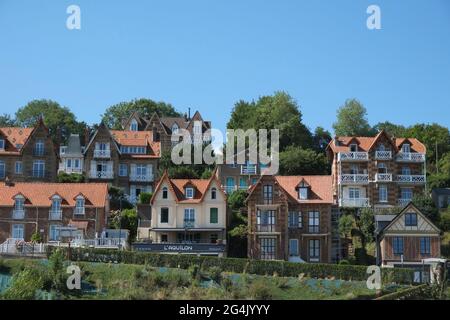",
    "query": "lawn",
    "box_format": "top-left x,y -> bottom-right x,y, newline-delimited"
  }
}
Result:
0,257 -> 404,300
